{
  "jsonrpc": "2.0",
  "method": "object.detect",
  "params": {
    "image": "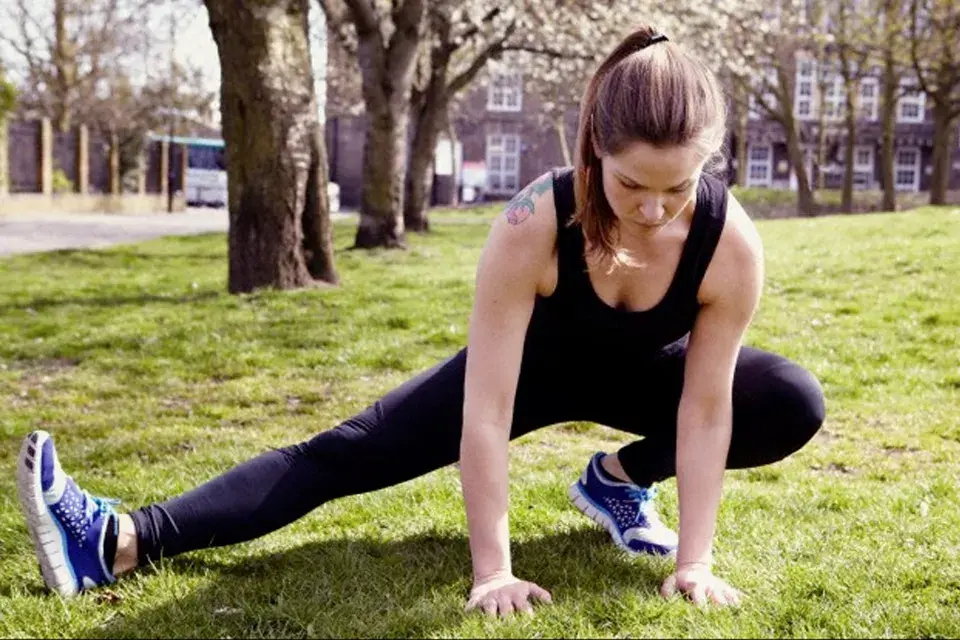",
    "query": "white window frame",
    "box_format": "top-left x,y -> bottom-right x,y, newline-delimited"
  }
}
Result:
485,134 -> 521,195
858,78 -> 878,121
747,143 -> 773,187
487,72 -> 523,113
897,82 -> 925,123
795,58 -> 817,121
822,67 -> 846,122
894,147 -> 921,192
853,145 -> 875,188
